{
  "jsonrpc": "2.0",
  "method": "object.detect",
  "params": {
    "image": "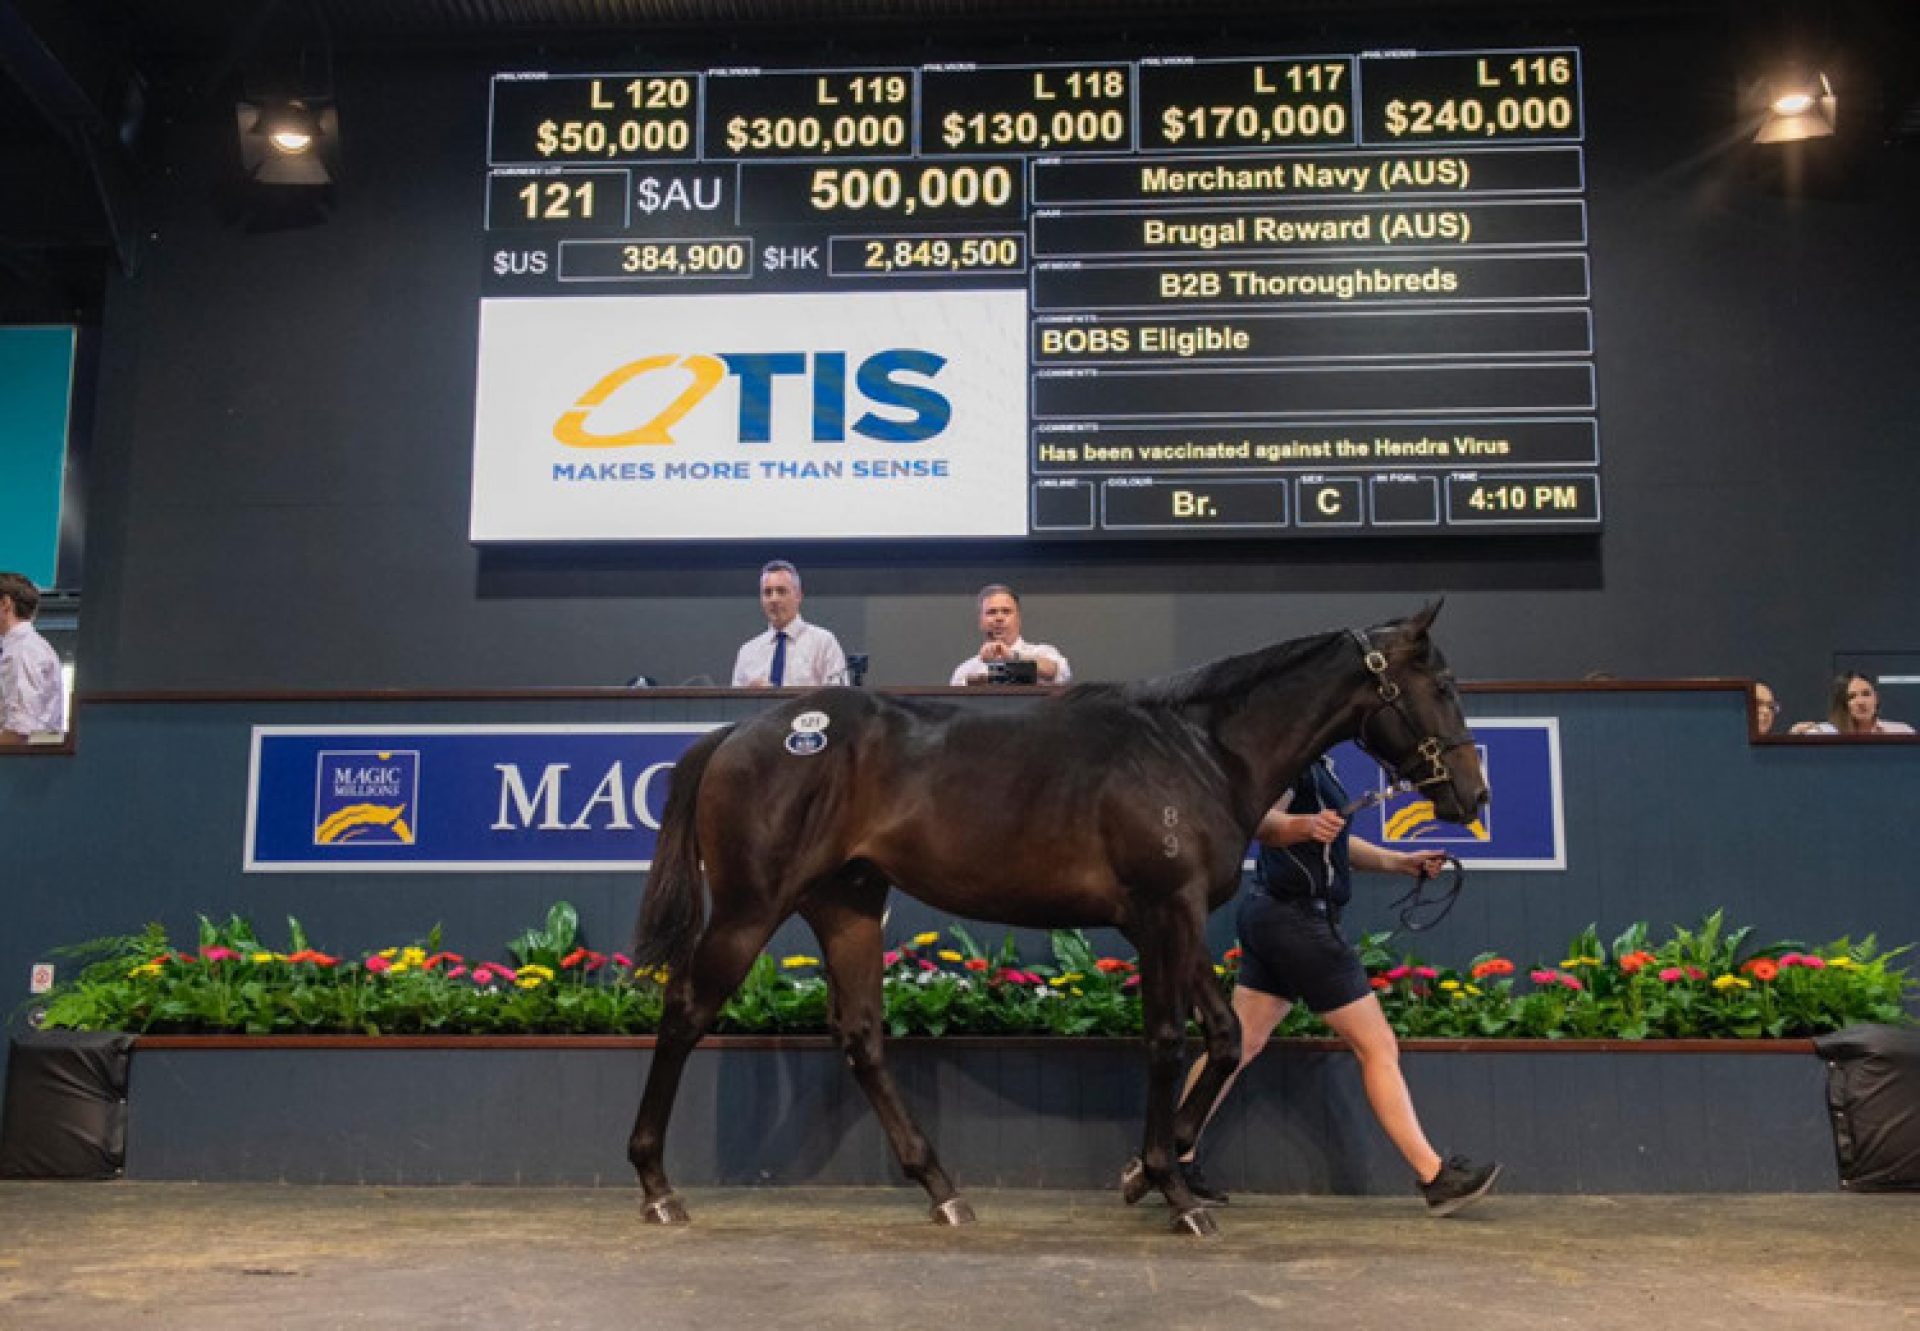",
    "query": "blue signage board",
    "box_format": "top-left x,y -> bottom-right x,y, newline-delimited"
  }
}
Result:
1327,718 -> 1565,869
246,717 -> 1562,873
245,724 -> 718,871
